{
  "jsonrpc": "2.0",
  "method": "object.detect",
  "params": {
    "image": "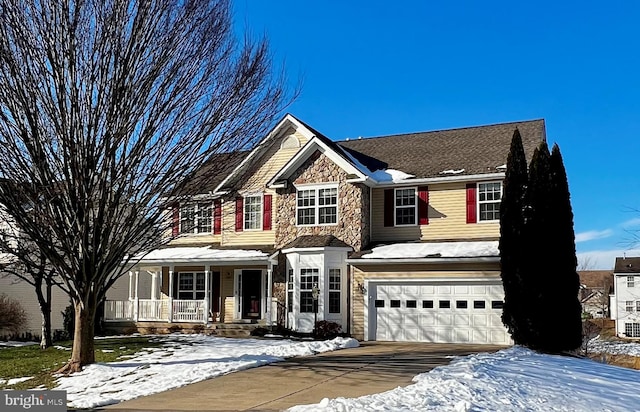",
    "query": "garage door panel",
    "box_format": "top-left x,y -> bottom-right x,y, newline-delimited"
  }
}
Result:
372,282 -> 511,345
